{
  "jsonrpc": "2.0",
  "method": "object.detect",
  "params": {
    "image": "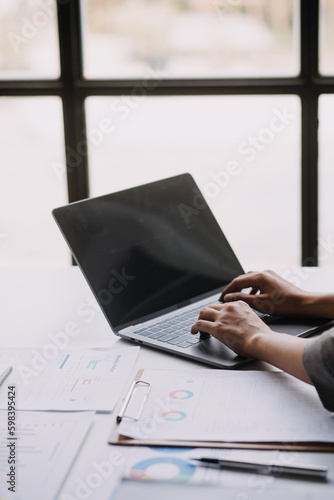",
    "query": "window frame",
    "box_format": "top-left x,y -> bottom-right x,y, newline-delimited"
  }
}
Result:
0,0 -> 333,265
